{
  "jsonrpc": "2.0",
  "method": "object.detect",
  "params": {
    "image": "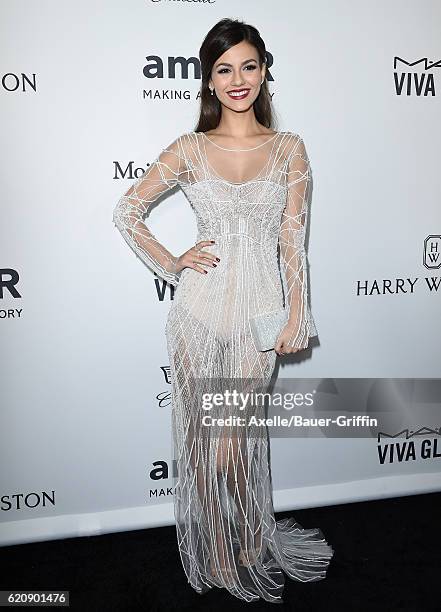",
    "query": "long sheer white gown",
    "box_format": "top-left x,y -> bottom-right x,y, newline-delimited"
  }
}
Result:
112,130 -> 334,603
